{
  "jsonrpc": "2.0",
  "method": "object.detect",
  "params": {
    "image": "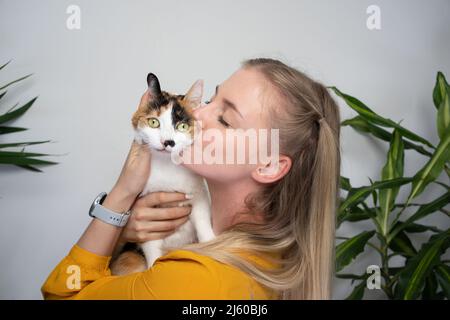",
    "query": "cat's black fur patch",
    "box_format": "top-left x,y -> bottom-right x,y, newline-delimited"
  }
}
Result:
171,100 -> 192,126
148,91 -> 169,111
